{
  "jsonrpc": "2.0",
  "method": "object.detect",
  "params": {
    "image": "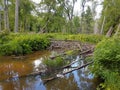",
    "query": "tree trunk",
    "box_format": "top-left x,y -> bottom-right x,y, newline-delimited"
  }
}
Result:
114,23 -> 120,36
14,0 -> 19,33
4,0 -> 9,31
100,16 -> 105,34
106,26 -> 113,37
0,12 -> 1,31
94,21 -> 99,34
